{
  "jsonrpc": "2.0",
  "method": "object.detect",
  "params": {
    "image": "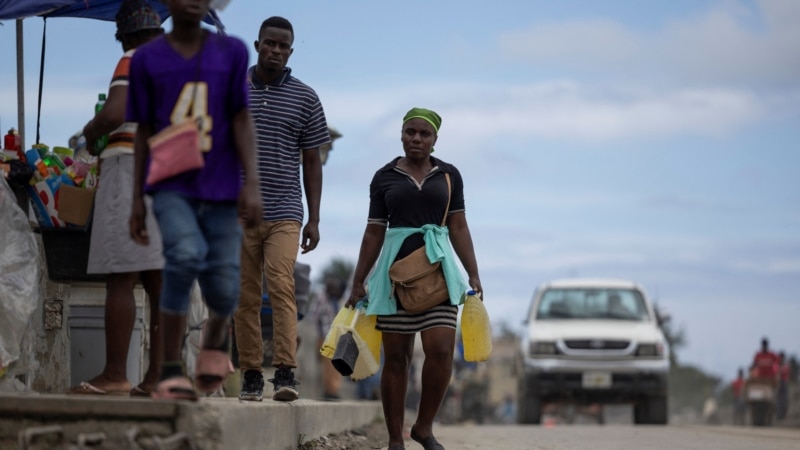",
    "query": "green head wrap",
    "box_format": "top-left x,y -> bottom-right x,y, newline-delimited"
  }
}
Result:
403,107 -> 442,152
403,107 -> 442,133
